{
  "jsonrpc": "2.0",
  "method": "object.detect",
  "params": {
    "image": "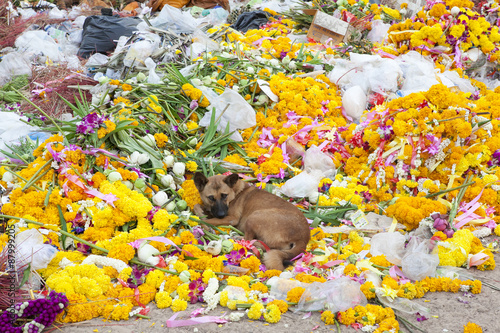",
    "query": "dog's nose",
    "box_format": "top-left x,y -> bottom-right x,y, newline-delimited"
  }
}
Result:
214,210 -> 226,218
